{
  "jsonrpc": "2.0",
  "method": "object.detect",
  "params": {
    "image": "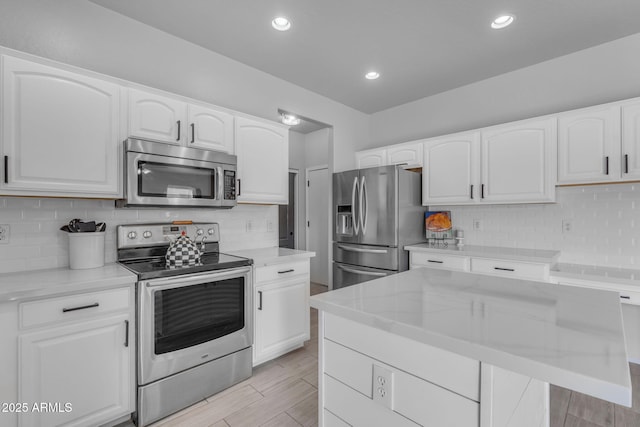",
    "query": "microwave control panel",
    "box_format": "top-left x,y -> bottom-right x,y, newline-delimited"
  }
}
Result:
224,170 -> 236,200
